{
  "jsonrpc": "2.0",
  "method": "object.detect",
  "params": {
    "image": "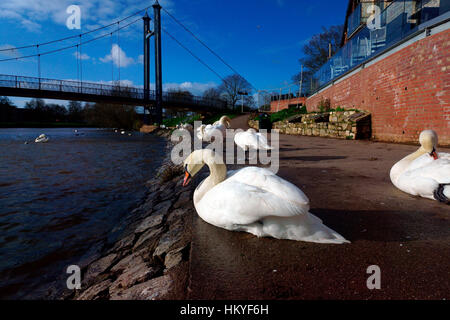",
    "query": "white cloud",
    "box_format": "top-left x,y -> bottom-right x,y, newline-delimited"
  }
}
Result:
99,44 -> 135,68
163,82 -> 217,96
137,54 -> 144,64
73,51 -> 90,60
0,0 -> 175,32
